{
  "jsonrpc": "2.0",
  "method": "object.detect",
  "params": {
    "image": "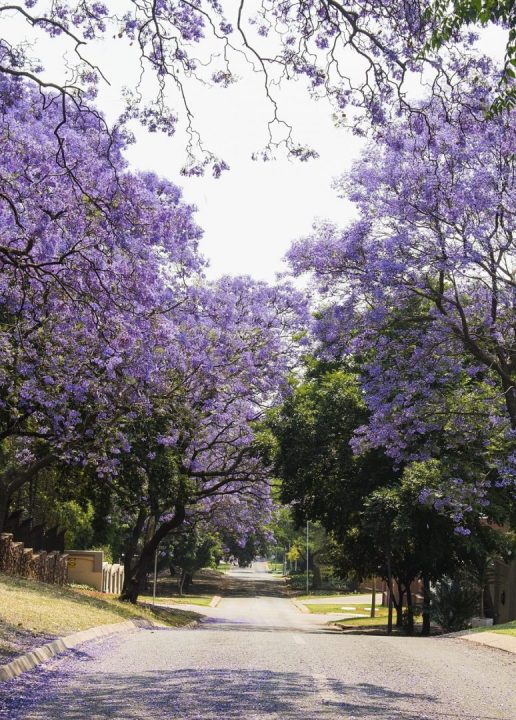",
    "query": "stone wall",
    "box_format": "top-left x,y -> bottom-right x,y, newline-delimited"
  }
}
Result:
0,533 -> 68,585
